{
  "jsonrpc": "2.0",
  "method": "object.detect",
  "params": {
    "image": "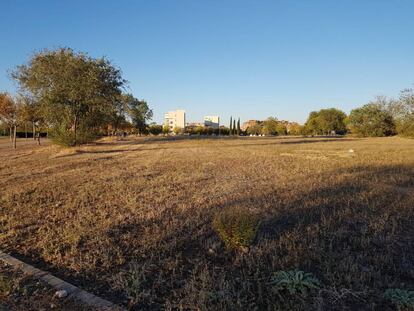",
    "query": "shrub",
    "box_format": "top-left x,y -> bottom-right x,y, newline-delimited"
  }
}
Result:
148,124 -> 163,136
269,270 -> 320,299
384,289 -> 414,310
51,123 -> 99,146
212,207 -> 260,251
